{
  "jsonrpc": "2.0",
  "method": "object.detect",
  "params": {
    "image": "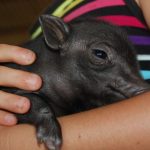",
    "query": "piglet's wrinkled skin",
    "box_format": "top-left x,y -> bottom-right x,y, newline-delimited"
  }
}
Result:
4,15 -> 150,150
